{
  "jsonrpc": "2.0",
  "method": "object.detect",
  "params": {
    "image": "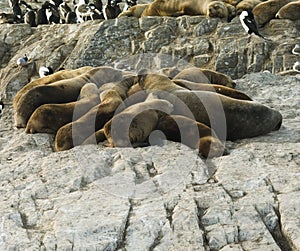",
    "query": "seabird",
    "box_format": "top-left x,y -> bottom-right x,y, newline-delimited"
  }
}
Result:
0,101 -> 4,118
292,44 -> 300,55
17,54 -> 28,66
39,66 -> 54,77
239,10 -> 264,38
103,0 -> 121,20
293,61 -> 300,72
